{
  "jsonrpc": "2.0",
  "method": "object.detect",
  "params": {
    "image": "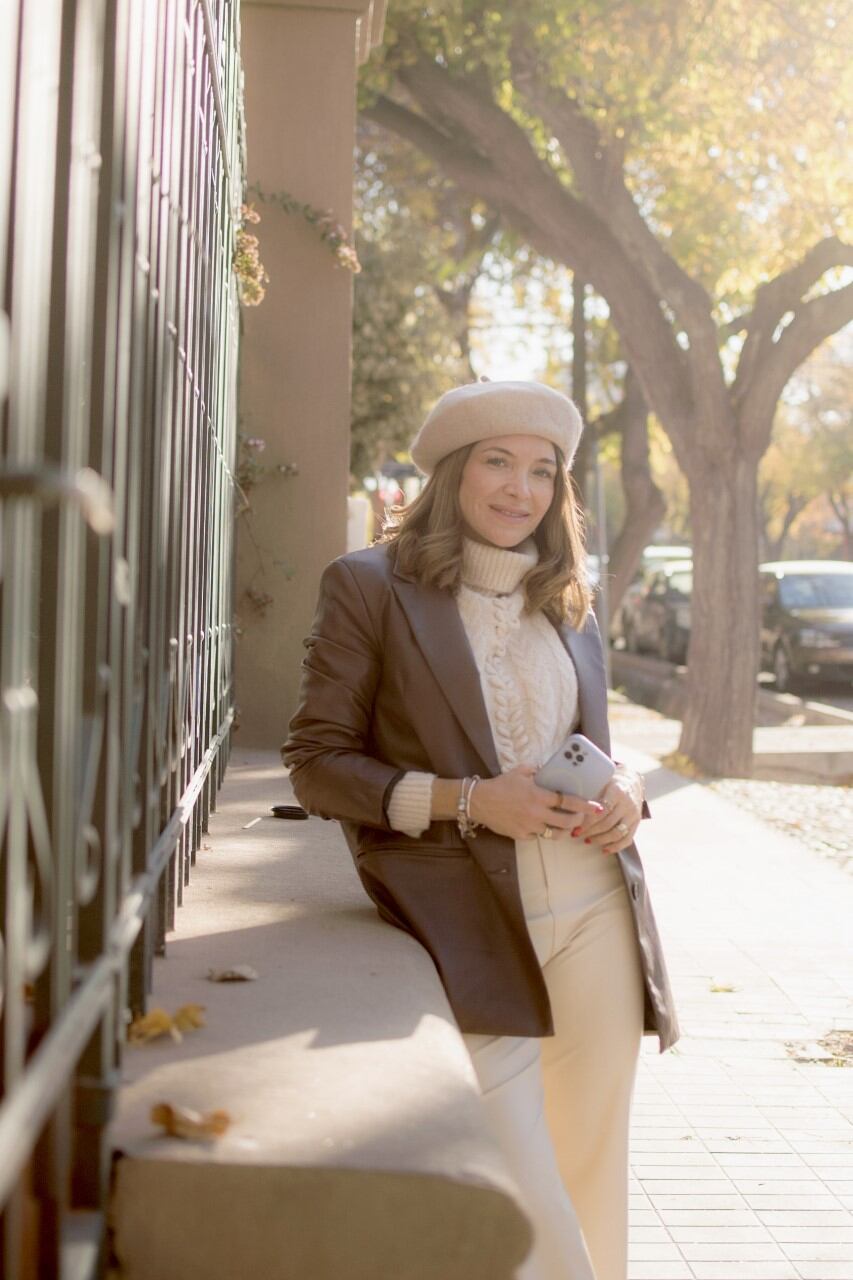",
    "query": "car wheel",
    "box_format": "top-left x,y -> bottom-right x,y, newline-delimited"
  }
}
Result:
773,643 -> 802,695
